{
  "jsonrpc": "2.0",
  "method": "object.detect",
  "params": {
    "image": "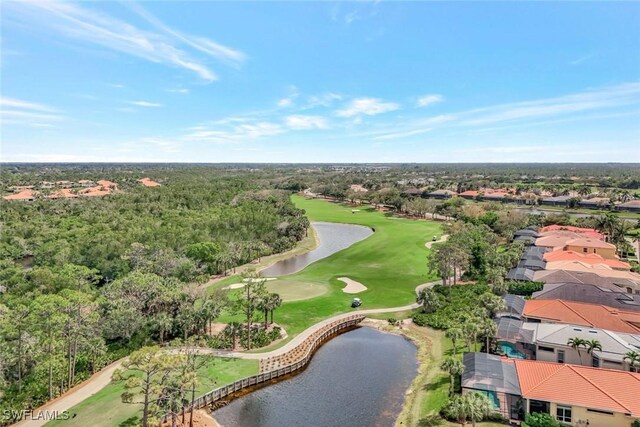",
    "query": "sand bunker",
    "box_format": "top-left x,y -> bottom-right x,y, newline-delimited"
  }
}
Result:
224,278 -> 277,290
338,277 -> 367,294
